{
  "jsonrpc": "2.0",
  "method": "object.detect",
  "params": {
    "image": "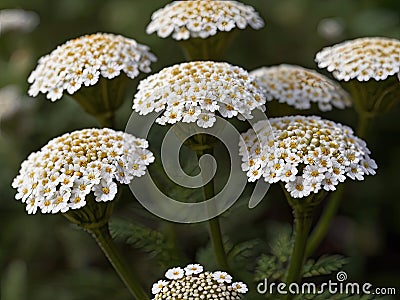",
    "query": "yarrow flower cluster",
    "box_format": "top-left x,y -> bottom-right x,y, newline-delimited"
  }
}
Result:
151,264 -> 248,299
12,128 -> 154,214
28,33 -> 157,101
250,64 -> 351,111
239,116 -> 377,198
133,61 -> 266,128
146,0 -> 264,40
315,37 -> 400,81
